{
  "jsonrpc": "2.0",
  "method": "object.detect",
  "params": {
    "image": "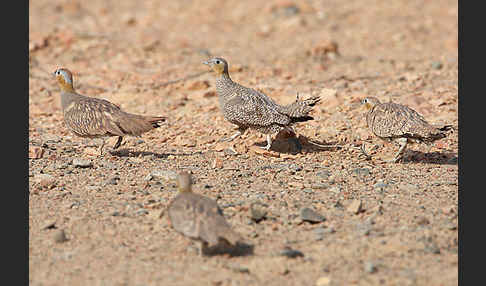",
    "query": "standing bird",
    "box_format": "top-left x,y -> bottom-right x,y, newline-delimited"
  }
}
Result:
167,172 -> 242,256
362,97 -> 453,162
53,68 -> 165,155
203,57 -> 320,151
